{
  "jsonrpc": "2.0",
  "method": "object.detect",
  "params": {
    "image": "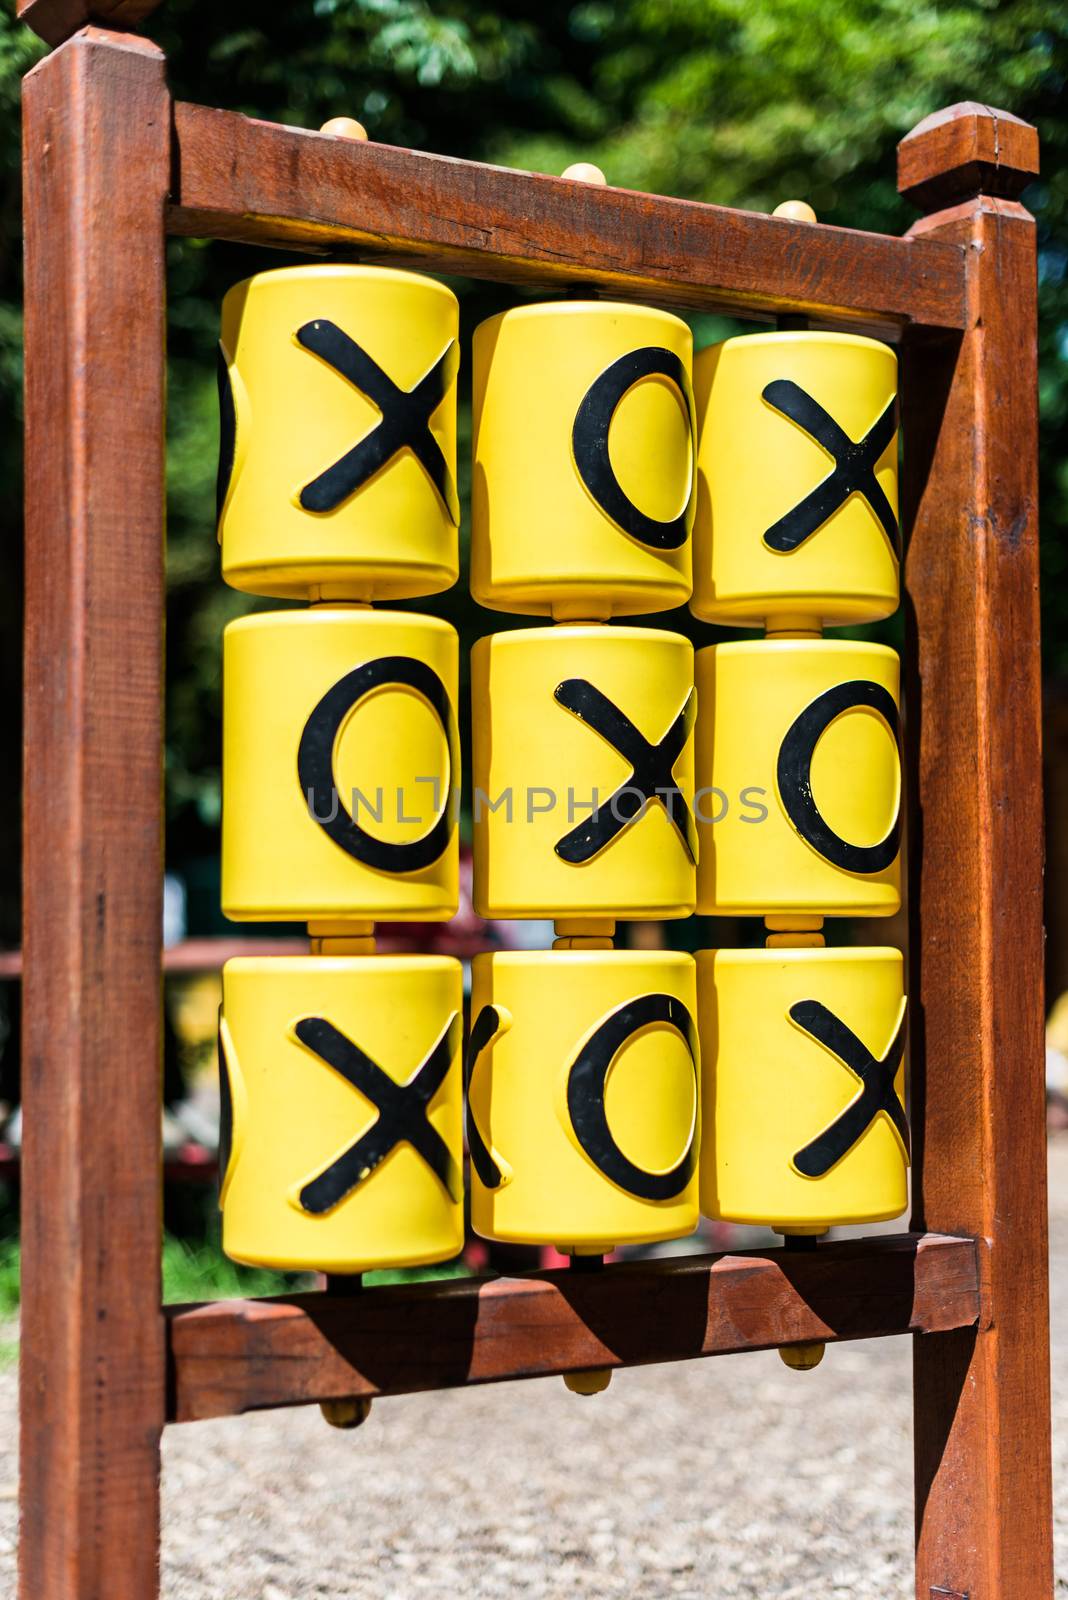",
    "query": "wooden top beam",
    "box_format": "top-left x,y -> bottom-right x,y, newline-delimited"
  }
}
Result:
166,1232 -> 980,1423
17,0 -> 163,47
168,103 -> 967,336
